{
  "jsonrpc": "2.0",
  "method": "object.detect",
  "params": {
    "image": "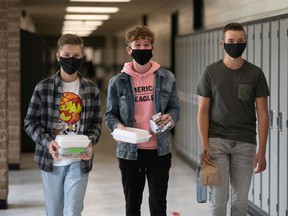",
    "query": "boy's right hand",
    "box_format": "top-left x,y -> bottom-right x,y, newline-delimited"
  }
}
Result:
48,140 -> 60,160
